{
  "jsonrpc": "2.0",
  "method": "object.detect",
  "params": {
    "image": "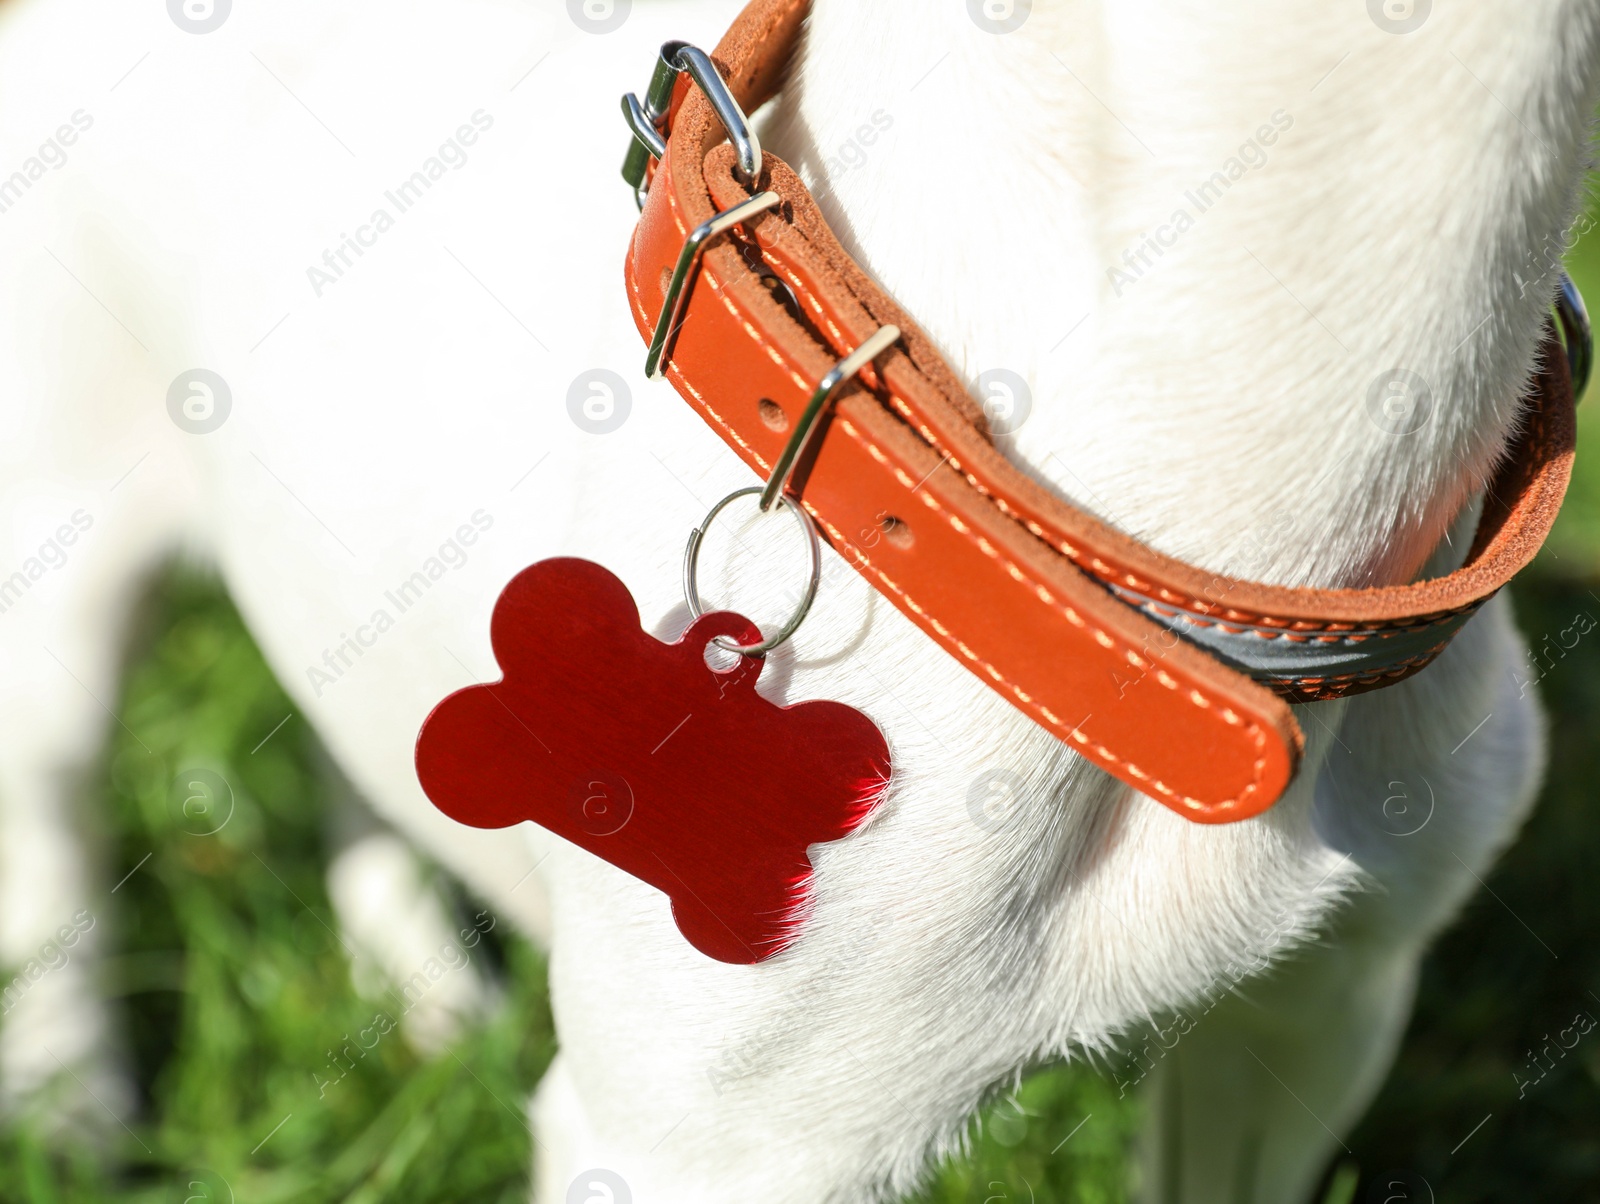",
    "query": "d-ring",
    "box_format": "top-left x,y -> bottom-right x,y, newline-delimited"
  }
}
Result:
682,487 -> 821,657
